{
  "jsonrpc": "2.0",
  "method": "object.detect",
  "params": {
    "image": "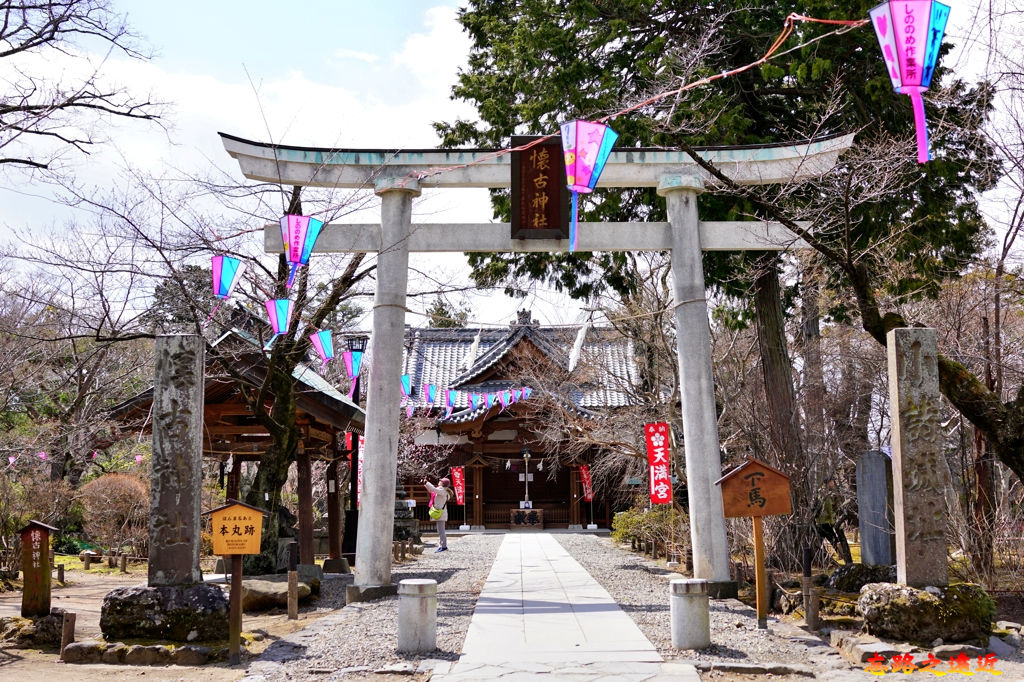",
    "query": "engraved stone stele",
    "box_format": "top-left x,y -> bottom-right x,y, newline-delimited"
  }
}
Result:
149,334 -> 205,587
887,328 -> 948,587
101,335 -> 227,642
857,450 -> 896,566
